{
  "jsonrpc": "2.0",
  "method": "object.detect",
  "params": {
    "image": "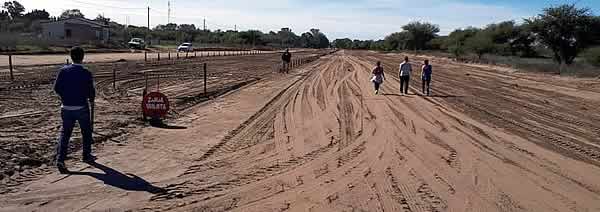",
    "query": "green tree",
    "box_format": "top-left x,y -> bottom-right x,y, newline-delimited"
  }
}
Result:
401,21 -> 440,50
446,27 -> 480,59
584,47 -> 600,67
466,32 -> 496,60
317,33 -> 330,48
369,40 -> 386,51
127,26 -> 150,40
526,4 -> 597,66
428,36 -> 447,50
154,23 -> 177,31
383,31 -> 411,51
94,14 -> 110,24
221,30 -> 243,45
332,38 -> 352,49
0,10 -> 9,21
24,9 -> 49,21
2,1 -> 25,19
299,32 -> 313,48
510,24 -> 537,57
60,9 -> 85,19
240,30 -> 263,46
277,28 -> 298,48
